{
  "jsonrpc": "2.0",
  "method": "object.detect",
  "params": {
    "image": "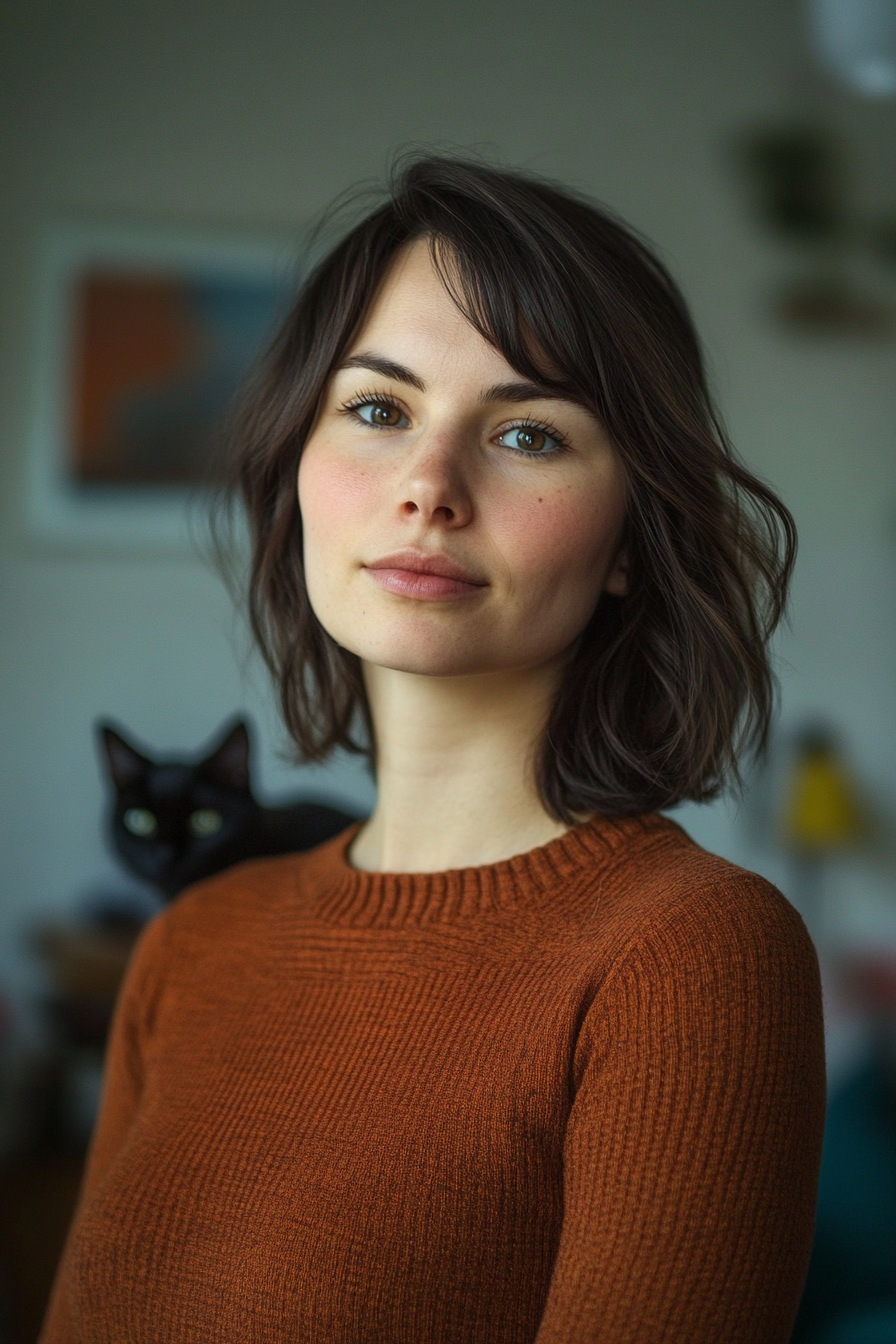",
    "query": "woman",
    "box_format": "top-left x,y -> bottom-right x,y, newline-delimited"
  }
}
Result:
41,156 -> 826,1343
